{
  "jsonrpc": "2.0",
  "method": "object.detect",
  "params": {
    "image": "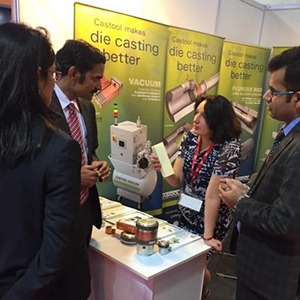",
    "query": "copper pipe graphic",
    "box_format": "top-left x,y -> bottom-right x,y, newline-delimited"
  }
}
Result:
165,73 -> 219,123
